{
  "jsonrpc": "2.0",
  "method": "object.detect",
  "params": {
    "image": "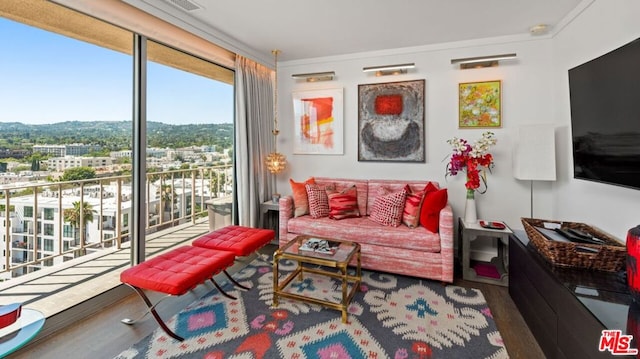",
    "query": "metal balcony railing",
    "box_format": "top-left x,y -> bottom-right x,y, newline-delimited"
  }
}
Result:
0,164 -> 233,281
